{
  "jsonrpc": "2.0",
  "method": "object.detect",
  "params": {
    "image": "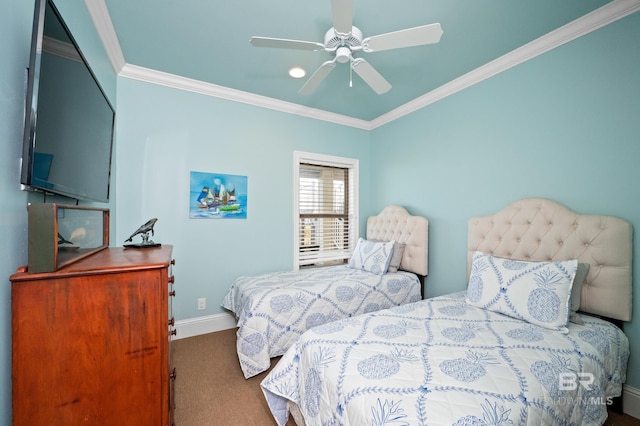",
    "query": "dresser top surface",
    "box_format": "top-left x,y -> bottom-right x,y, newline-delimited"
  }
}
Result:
11,245 -> 173,281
